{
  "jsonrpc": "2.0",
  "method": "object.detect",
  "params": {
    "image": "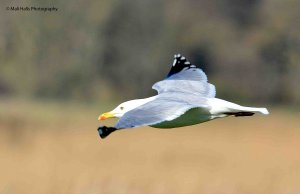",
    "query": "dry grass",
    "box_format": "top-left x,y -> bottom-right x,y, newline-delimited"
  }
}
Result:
0,99 -> 300,194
